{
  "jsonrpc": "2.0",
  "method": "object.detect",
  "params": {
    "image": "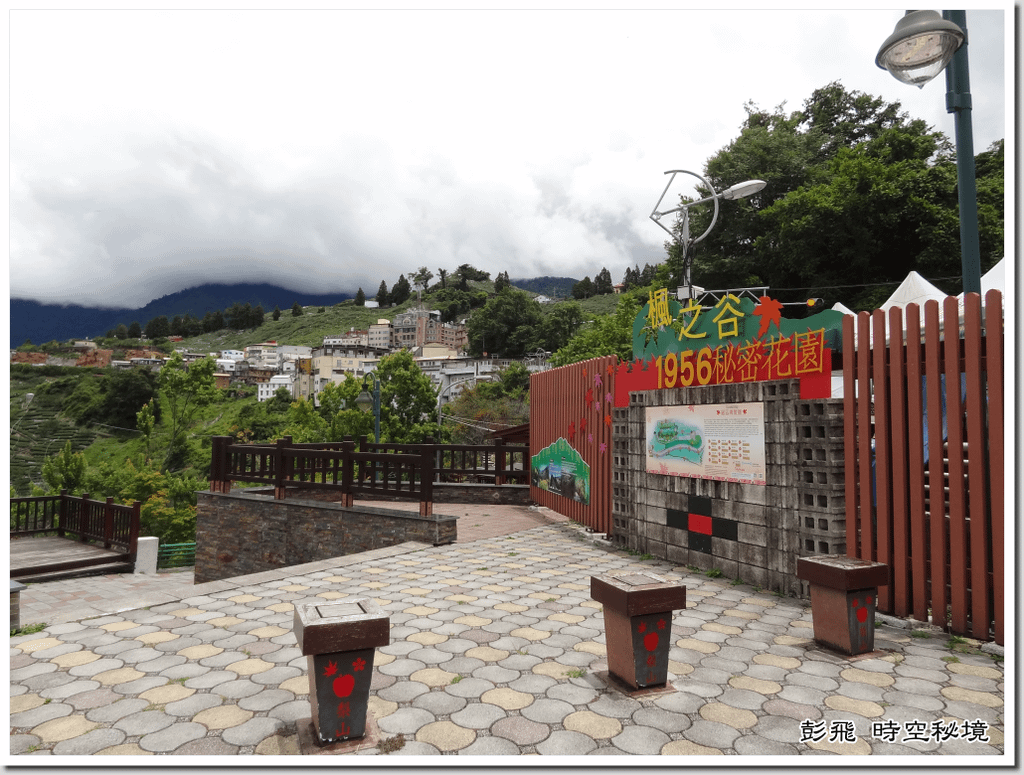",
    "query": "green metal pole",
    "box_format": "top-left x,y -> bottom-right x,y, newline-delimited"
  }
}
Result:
373,375 -> 381,444
943,10 -> 982,296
